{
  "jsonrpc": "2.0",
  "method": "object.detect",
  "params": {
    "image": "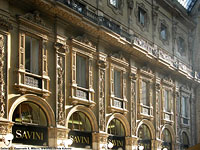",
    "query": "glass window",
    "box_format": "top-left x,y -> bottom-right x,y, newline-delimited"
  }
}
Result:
161,24 -> 167,40
178,37 -> 185,54
68,111 -> 91,132
25,35 -> 40,74
76,55 -> 87,88
108,118 -> 125,136
142,81 -> 149,106
182,96 -> 188,117
163,129 -> 172,143
110,0 -> 118,8
138,124 -> 151,140
114,69 -> 122,98
164,90 -> 170,112
182,132 -> 189,149
12,102 -> 47,126
138,7 -> 146,26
